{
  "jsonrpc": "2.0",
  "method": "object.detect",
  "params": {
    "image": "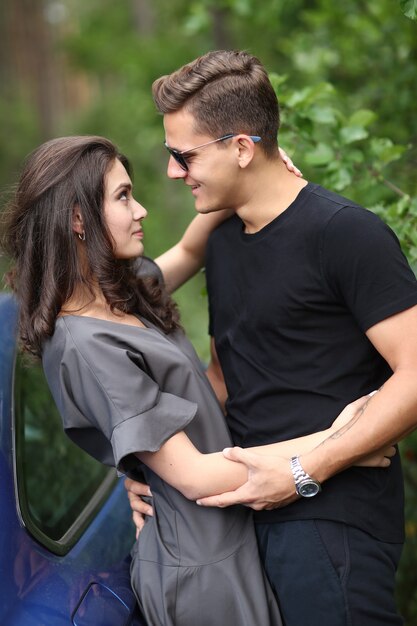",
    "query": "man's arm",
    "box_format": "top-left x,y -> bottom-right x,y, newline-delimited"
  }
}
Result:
205,338 -> 228,412
125,478 -> 154,537
196,304 -> 417,510
309,303 -> 417,471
